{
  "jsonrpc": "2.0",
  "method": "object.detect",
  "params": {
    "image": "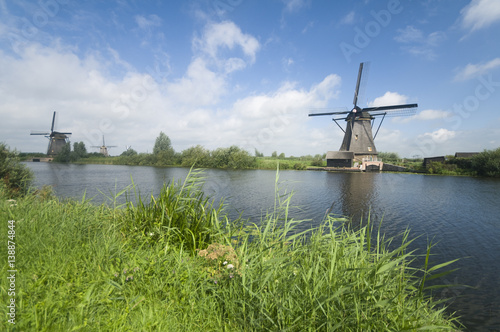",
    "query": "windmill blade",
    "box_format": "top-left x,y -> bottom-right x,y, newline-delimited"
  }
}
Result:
352,62 -> 371,107
309,111 -> 349,117
31,131 -> 50,135
353,63 -> 363,107
308,107 -> 349,117
382,108 -> 418,118
51,111 -> 56,132
362,103 -> 417,112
